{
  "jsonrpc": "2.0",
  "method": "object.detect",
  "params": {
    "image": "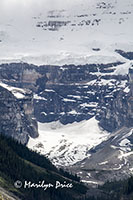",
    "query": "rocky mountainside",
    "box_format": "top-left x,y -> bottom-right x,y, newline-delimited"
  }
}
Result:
0,82 -> 38,144
98,66 -> 133,132
0,0 -> 133,187
0,134 -> 87,200
69,66 -> 133,185
0,61 -> 132,185
0,61 -> 130,126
